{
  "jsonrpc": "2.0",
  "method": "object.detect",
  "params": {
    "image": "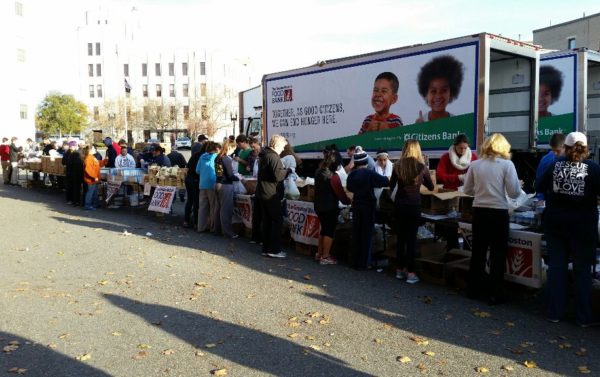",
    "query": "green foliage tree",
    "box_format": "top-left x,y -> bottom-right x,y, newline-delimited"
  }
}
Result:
35,92 -> 89,137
